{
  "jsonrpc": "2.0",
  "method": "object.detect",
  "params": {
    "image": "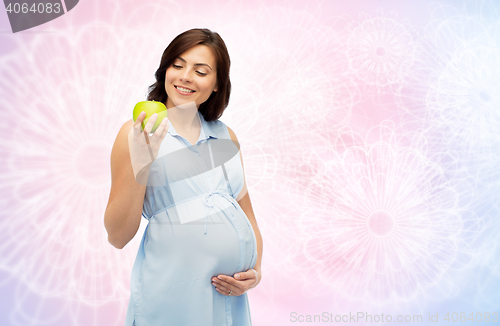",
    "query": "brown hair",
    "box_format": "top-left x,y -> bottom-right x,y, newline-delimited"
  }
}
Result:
146,28 -> 231,121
